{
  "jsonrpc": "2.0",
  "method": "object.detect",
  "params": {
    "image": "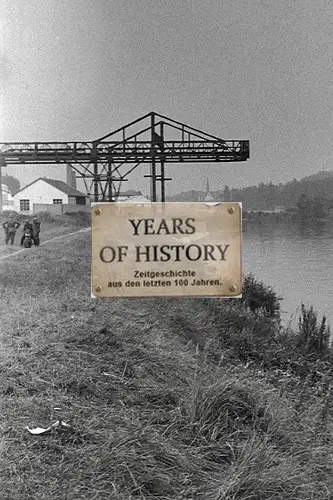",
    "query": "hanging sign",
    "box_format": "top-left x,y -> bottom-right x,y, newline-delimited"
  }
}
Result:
91,202 -> 242,298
